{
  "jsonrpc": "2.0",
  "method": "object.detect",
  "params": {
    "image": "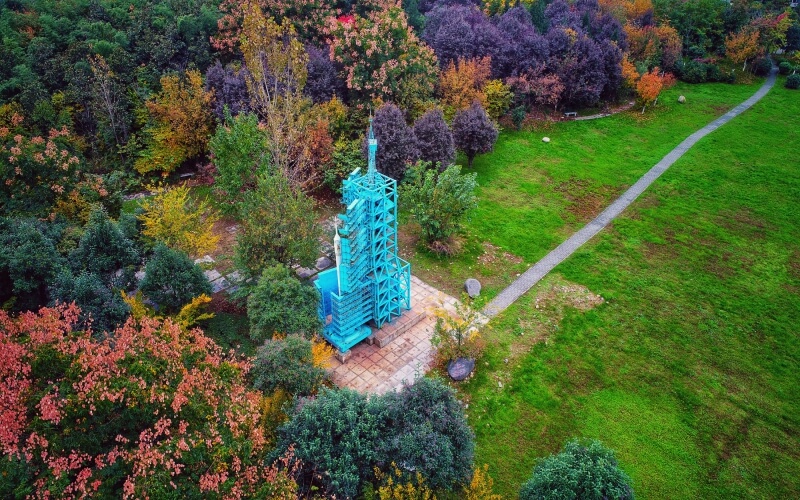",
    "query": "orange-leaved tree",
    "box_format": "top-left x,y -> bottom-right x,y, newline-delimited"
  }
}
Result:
439,57 -> 492,118
725,28 -> 761,72
135,70 -> 214,175
636,67 -> 664,114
